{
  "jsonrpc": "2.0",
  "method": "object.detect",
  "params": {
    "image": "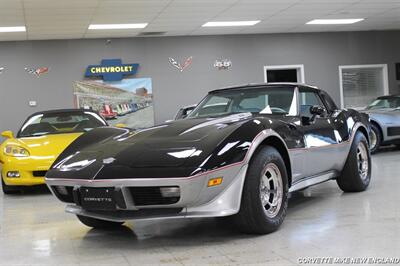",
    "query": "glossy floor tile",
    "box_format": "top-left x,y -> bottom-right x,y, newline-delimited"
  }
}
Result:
1,149 -> 400,265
